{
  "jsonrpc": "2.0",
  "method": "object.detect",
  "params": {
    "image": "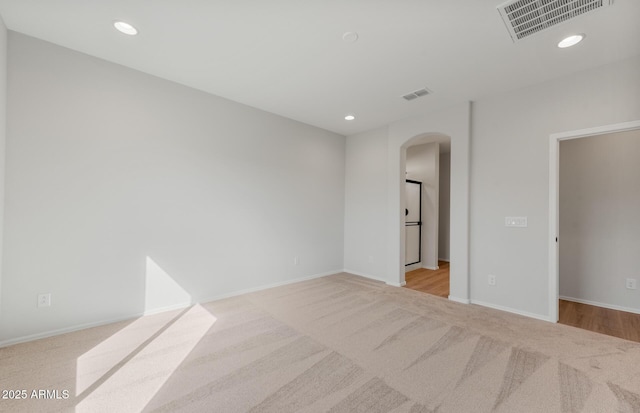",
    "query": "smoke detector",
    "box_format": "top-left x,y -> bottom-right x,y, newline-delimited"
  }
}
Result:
497,0 -> 613,42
